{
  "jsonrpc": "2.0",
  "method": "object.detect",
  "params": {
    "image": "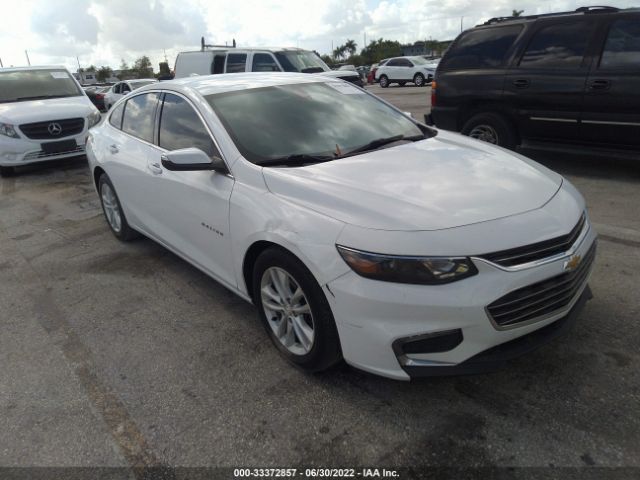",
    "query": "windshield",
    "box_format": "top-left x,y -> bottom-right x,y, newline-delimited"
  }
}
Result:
274,51 -> 330,73
0,69 -> 82,103
206,82 -> 427,165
